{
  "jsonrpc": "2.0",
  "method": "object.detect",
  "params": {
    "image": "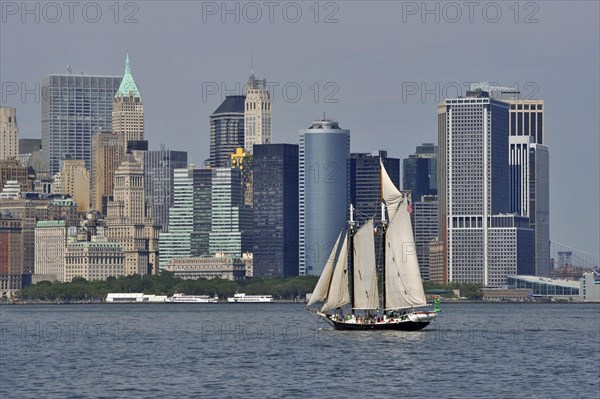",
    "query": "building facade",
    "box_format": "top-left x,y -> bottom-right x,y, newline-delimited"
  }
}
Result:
403,143 -> 437,204
42,73 -> 121,174
438,89 -> 533,287
209,168 -> 253,258
209,95 -> 245,168
0,216 -> 23,294
244,74 -> 272,154
34,220 -> 69,282
299,119 -> 350,276
112,53 -> 144,150
53,159 -> 90,212
0,159 -> 34,194
506,98 -> 549,277
163,255 -> 247,281
0,107 -> 18,161
144,147 -> 188,232
252,144 -> 299,277
412,195 -> 438,281
64,236 -> 125,282
91,132 -> 122,213
350,150 -> 400,225
105,153 -> 160,275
